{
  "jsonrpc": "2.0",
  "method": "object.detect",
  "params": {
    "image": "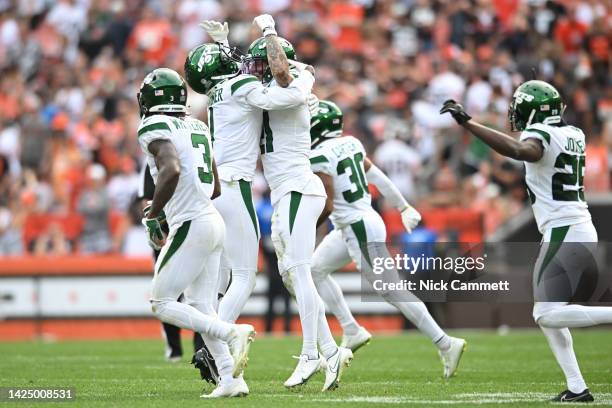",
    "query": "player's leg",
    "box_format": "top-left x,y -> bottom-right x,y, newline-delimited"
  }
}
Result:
214,180 -> 260,323
312,229 -> 371,350
350,211 -> 465,377
150,218 -> 253,373
184,216 -> 251,398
